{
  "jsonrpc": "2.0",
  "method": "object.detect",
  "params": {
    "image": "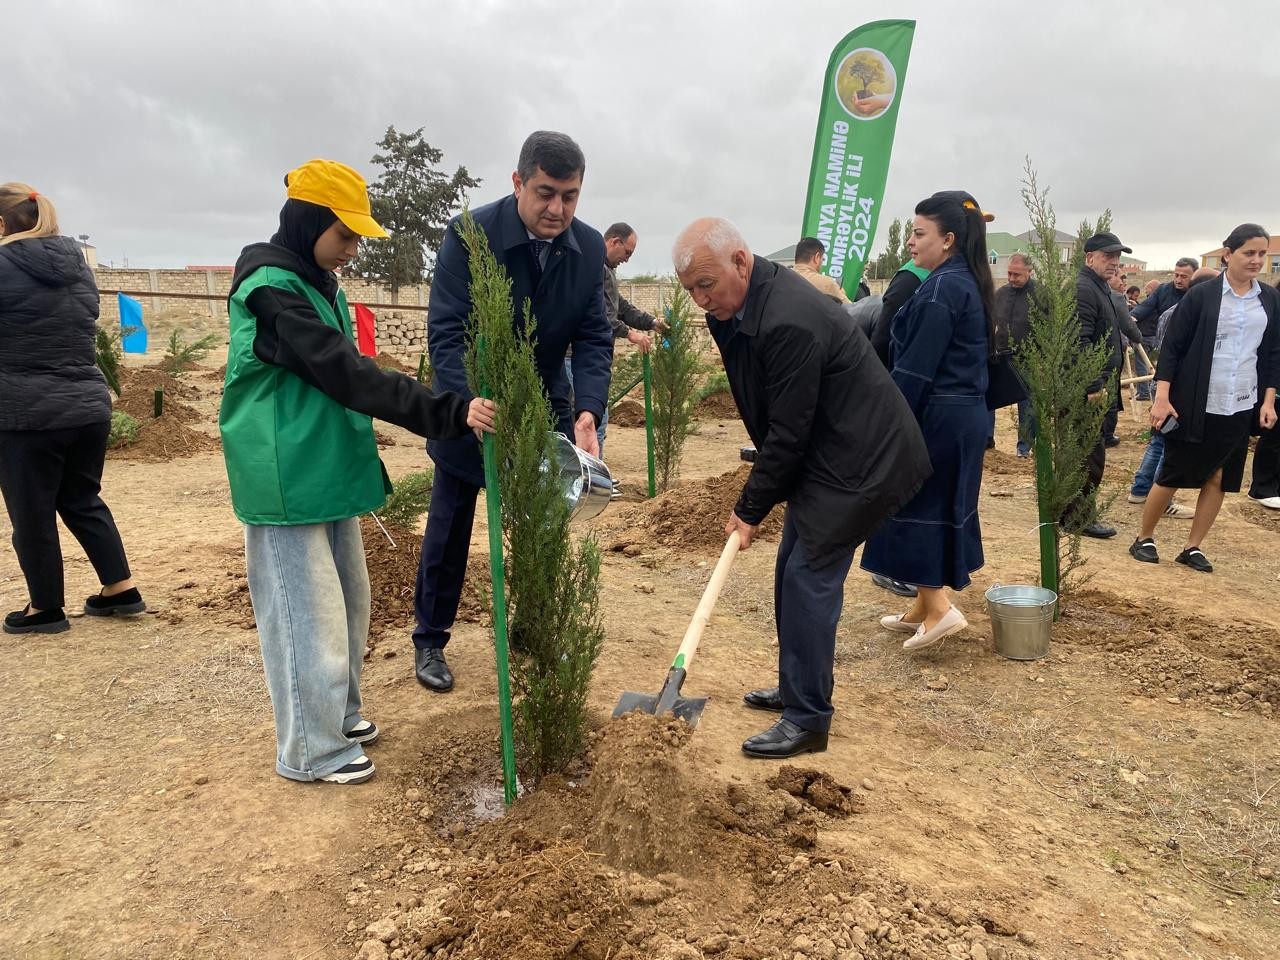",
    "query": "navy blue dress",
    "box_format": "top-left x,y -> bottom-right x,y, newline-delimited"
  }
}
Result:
861,256 -> 988,589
